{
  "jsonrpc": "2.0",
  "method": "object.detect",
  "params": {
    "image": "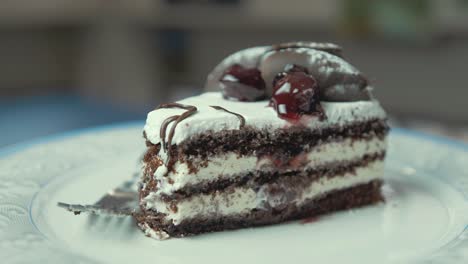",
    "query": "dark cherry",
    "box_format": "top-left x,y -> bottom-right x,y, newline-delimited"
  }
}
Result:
272,64 -> 309,88
220,64 -> 266,101
270,71 -> 325,121
284,64 -> 309,74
